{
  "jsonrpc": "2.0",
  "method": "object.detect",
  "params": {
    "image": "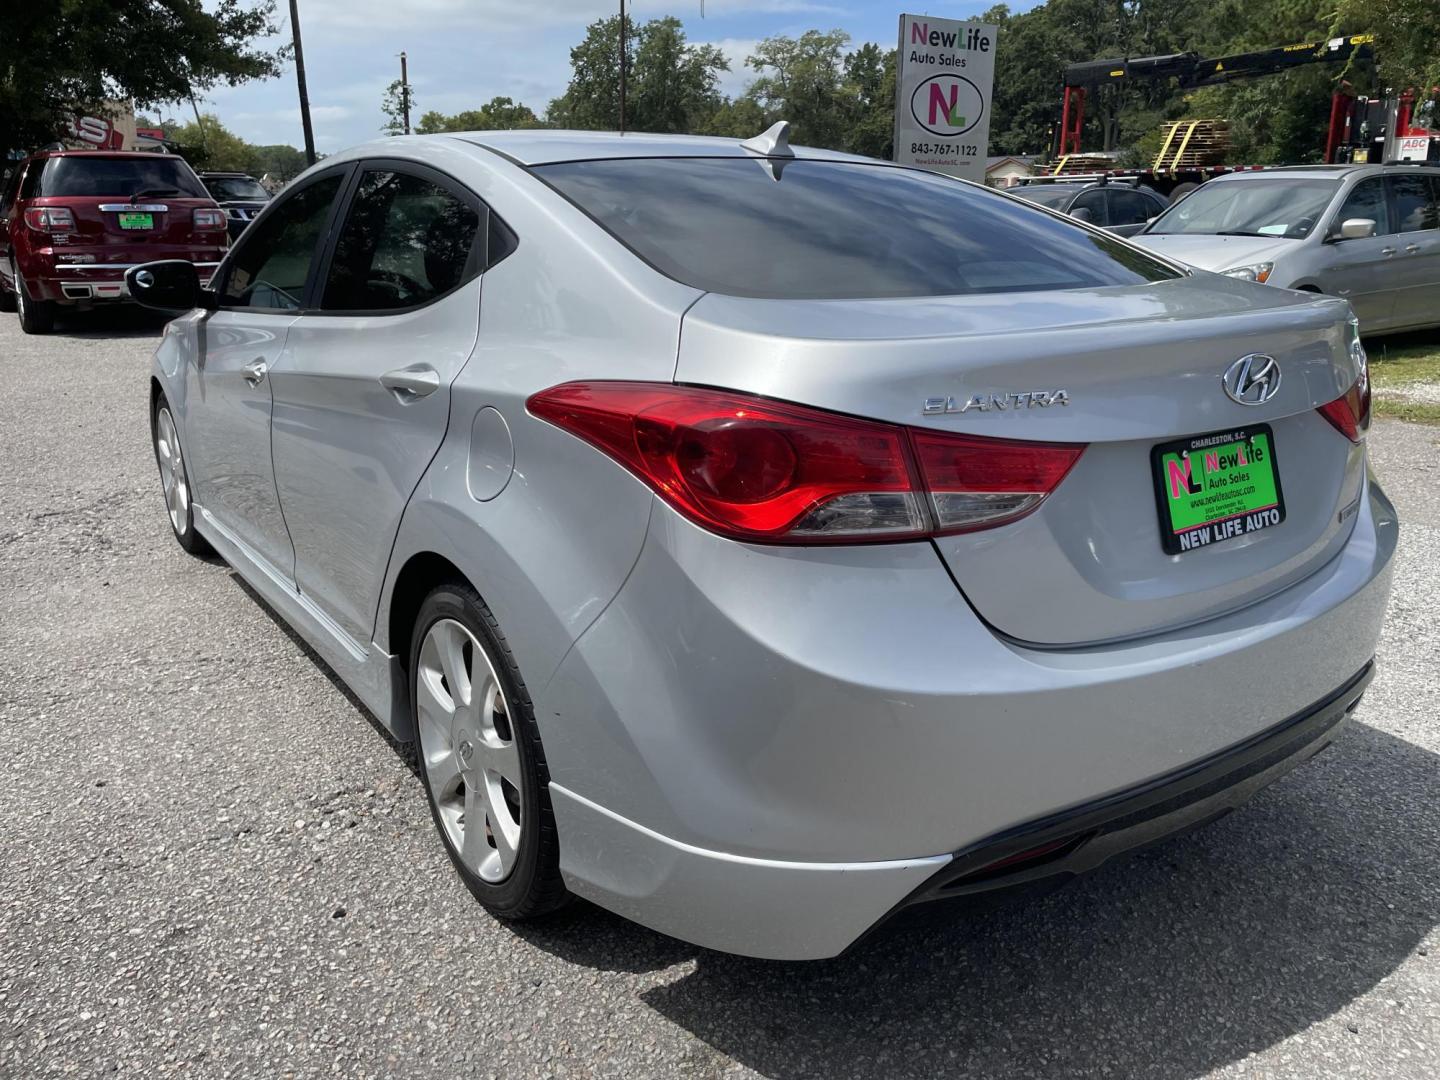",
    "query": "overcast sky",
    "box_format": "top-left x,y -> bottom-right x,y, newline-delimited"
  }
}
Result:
193,0 -> 1036,151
